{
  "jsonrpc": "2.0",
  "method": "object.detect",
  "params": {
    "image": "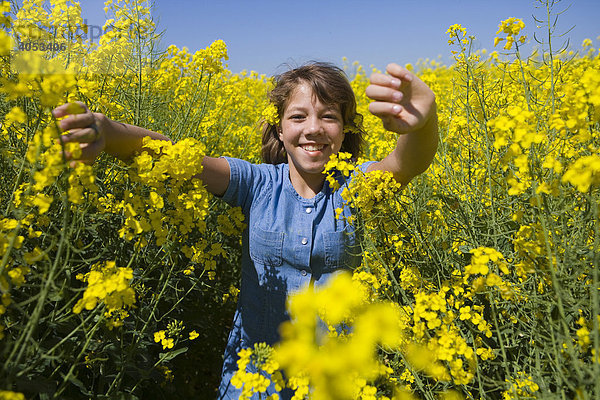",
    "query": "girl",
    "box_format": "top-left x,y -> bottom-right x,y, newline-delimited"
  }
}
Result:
53,61 -> 438,399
